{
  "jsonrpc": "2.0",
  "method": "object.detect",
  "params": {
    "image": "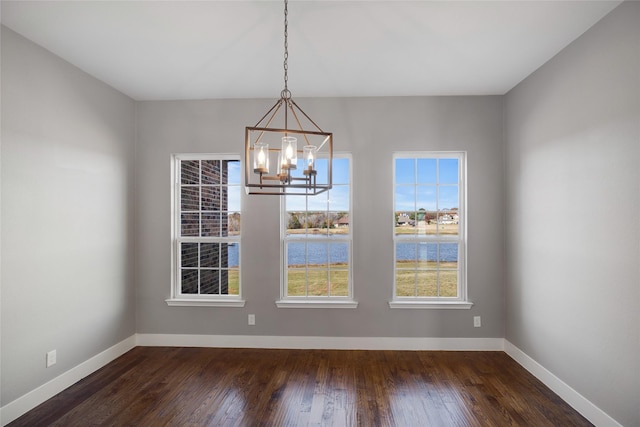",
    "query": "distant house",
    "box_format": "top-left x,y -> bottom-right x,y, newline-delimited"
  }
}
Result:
335,216 -> 349,228
438,211 -> 459,225
397,214 -> 413,226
